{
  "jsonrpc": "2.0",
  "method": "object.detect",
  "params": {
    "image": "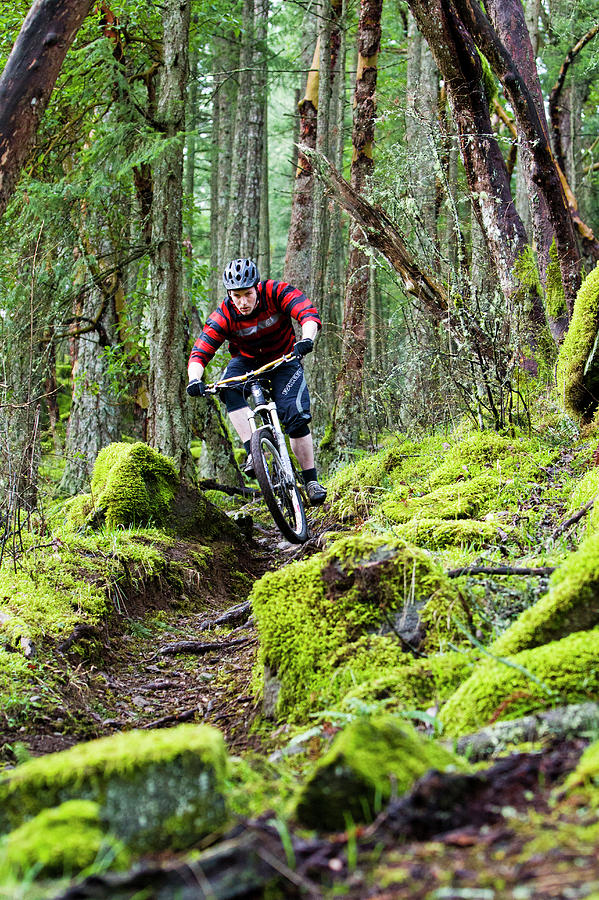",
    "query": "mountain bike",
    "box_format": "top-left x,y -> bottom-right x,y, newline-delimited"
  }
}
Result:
204,353 -> 309,543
